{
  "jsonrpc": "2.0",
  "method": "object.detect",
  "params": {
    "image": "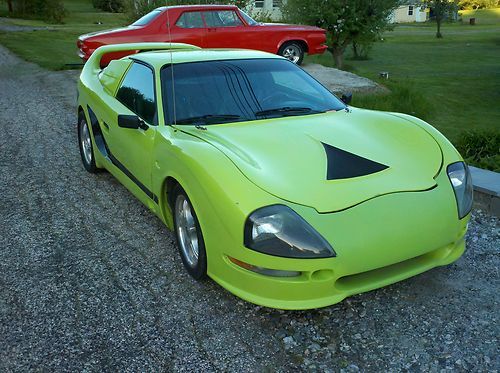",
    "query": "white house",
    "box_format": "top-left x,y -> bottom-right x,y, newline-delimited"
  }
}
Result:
247,0 -> 283,21
389,3 -> 429,23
